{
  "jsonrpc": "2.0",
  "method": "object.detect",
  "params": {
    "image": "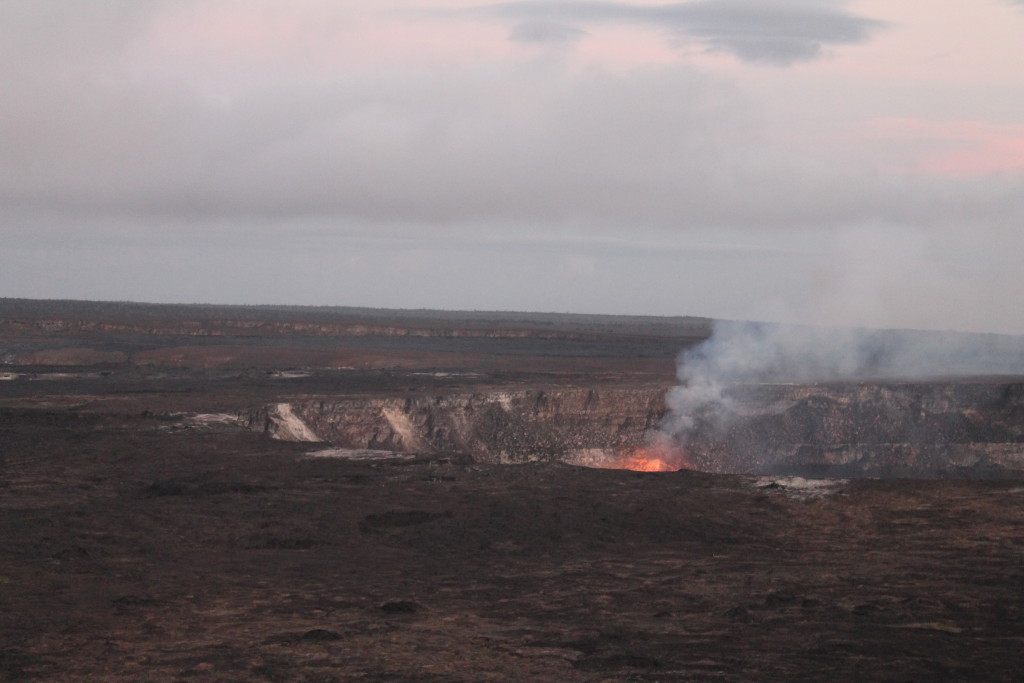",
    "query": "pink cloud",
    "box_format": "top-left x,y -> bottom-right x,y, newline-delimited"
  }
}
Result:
869,118 -> 1024,177
144,4 -> 513,77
